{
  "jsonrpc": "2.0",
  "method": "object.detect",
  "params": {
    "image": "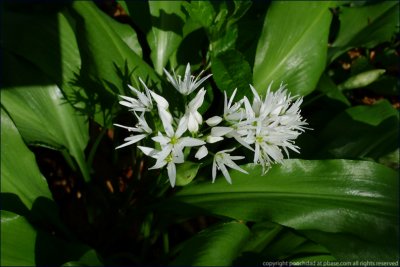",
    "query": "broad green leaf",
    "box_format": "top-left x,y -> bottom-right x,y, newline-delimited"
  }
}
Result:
1,6 -> 81,95
319,100 -> 398,159
338,69 -> 386,90
0,109 -> 52,209
147,1 -> 187,74
253,2 -> 332,96
317,74 -> 351,106
176,161 -> 201,186
1,211 -> 37,266
69,2 -> 160,93
1,211 -> 98,266
302,230 -> 399,261
62,250 -> 103,266
1,54 -> 90,182
235,222 -> 335,265
171,221 -> 250,266
329,1 -> 399,61
165,159 -> 398,246
211,49 -> 252,98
